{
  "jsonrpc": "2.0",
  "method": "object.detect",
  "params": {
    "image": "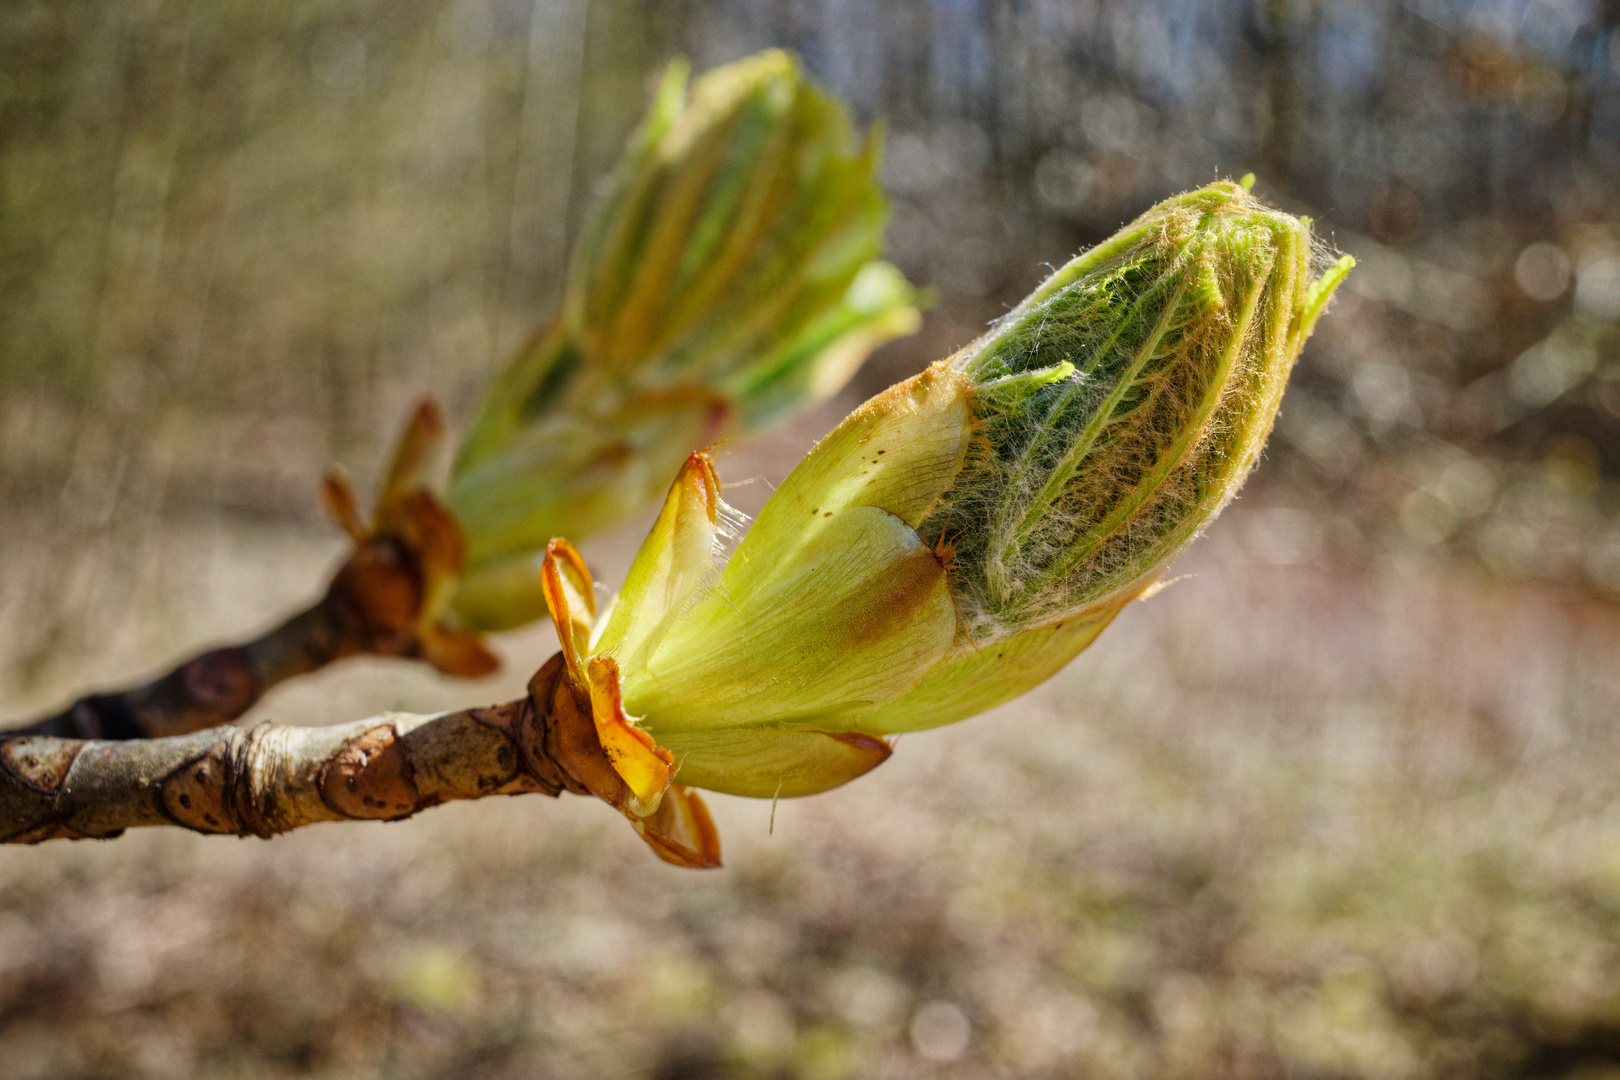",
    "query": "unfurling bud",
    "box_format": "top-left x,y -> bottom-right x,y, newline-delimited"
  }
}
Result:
540,181 -> 1352,865
319,400 -> 500,679
445,51 -> 920,632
